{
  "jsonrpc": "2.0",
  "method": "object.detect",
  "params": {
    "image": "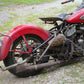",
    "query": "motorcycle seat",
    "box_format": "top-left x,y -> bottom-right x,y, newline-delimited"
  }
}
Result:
39,13 -> 67,22
39,17 -> 63,22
